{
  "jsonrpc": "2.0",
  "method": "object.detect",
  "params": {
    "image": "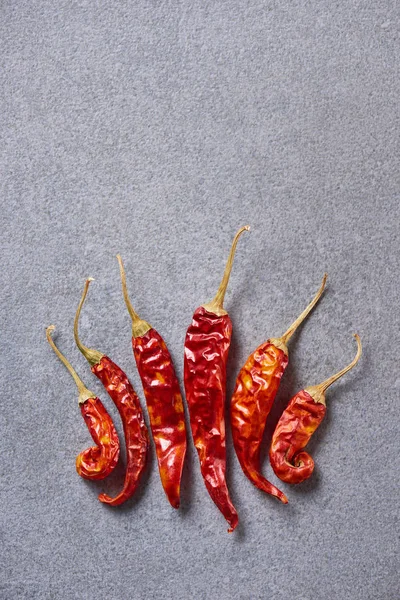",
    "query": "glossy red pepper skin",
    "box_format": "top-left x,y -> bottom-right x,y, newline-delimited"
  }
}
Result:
76,396 -> 120,480
269,389 -> 326,484
133,328 -> 186,509
184,306 -> 238,532
92,356 -> 149,505
231,341 -> 288,503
